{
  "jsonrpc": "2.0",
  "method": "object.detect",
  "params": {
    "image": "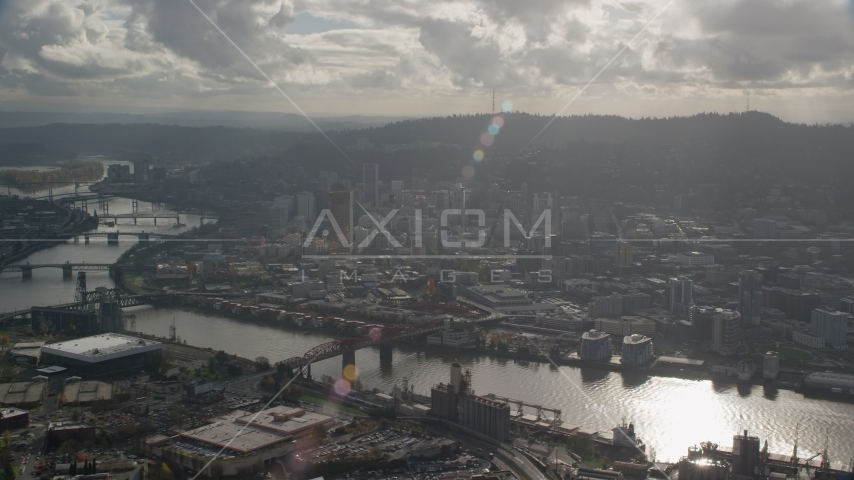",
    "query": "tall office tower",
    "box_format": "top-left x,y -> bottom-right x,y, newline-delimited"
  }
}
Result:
738,270 -> 763,326
669,276 -> 694,315
390,180 -> 404,207
562,211 -> 589,240
328,190 -> 353,254
296,191 -> 316,223
614,241 -> 633,265
267,195 -> 293,237
363,163 -> 379,208
712,309 -> 742,355
532,192 -> 553,218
